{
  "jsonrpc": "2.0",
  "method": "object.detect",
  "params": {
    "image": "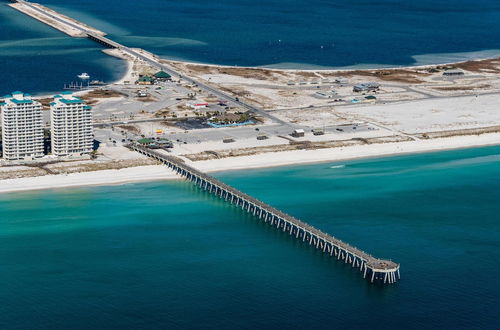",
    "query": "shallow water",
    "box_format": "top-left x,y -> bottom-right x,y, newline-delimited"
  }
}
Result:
2,0 -> 500,94
0,2 -> 126,95
1,146 -> 499,329
40,0 -> 500,68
